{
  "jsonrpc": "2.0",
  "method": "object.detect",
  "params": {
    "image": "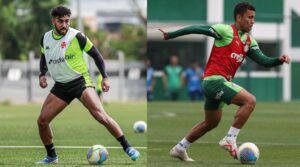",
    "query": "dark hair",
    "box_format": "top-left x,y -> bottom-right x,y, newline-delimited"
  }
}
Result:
234,2 -> 255,21
50,5 -> 71,18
